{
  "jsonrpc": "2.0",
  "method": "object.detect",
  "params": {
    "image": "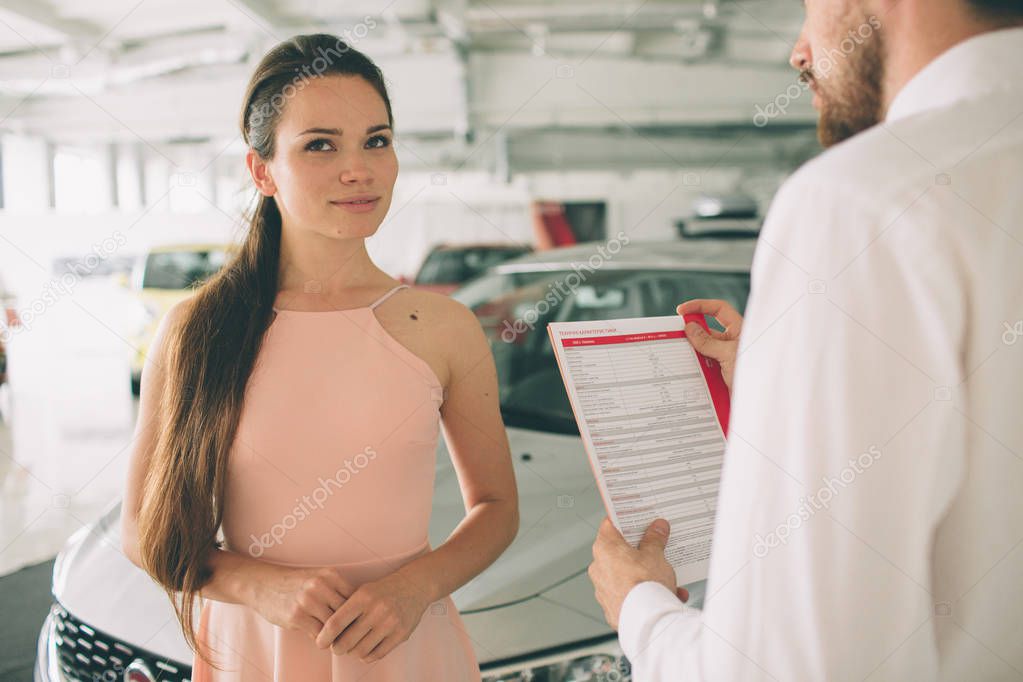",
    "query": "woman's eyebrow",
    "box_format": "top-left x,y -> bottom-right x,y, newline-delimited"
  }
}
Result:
296,124 -> 391,137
